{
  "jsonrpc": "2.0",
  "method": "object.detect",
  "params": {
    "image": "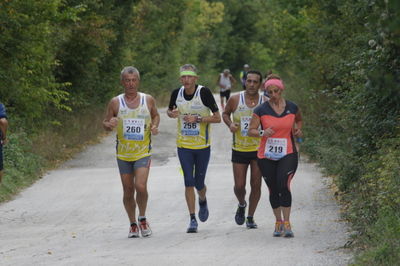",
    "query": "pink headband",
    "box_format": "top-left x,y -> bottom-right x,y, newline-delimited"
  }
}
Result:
264,79 -> 284,90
